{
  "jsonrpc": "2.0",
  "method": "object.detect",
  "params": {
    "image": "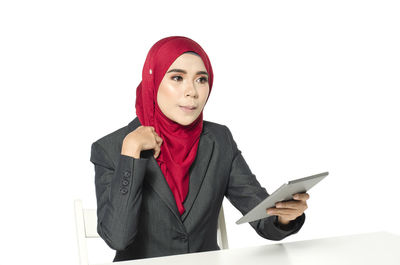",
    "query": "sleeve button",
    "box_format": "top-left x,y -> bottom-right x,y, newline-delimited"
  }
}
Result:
122,179 -> 129,186
120,187 -> 128,194
123,170 -> 131,178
